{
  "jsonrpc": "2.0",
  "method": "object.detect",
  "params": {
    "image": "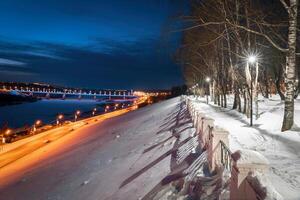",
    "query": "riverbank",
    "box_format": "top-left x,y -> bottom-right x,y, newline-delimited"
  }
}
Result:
0,97 -> 207,200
